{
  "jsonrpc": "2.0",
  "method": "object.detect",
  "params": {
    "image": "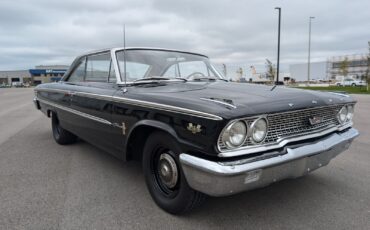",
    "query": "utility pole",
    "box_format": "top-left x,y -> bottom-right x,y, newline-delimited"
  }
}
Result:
275,7 -> 281,85
307,16 -> 315,86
